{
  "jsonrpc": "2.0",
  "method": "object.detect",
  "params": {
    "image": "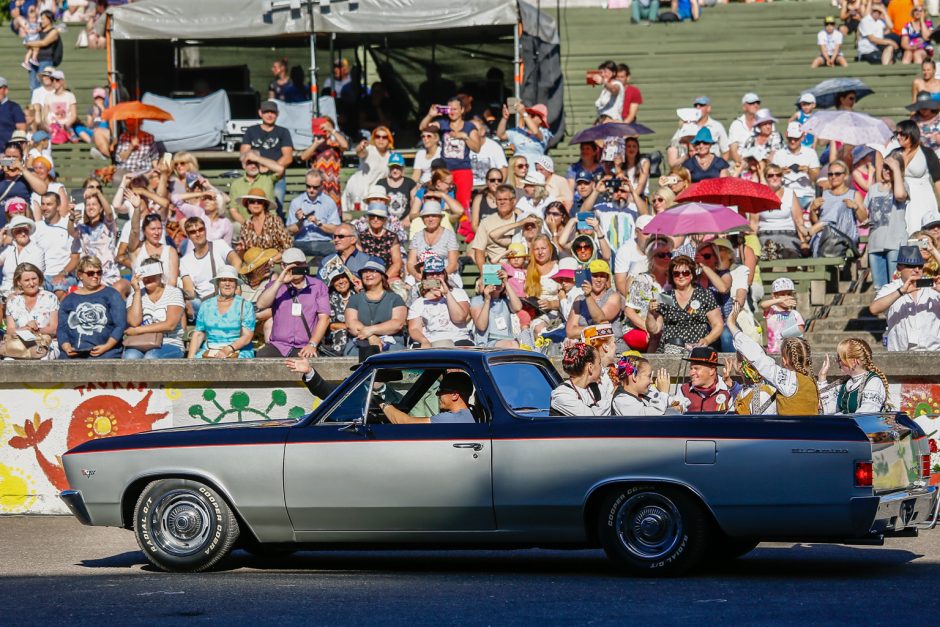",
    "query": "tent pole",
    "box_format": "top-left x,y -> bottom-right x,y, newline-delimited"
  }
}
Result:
307,1 -> 319,117
106,14 -> 116,103
513,14 -> 522,127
